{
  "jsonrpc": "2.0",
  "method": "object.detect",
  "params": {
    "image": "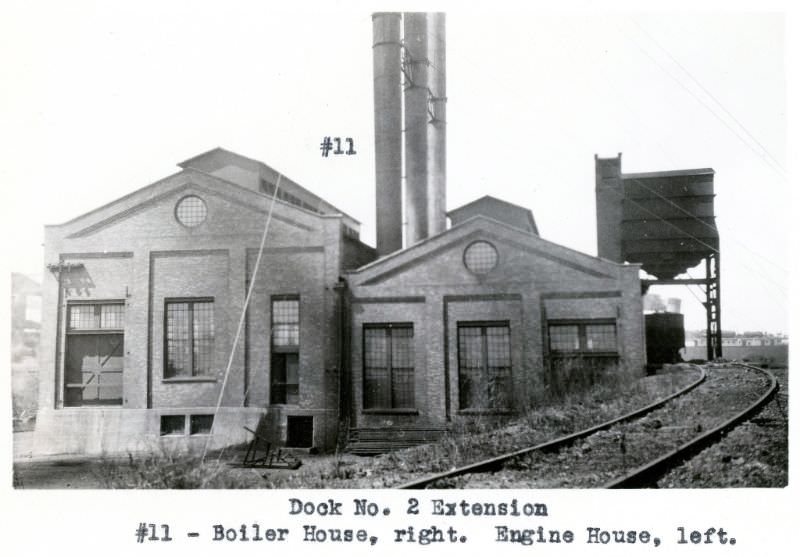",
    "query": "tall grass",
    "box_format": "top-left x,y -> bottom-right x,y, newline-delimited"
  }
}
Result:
97,450 -> 241,489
